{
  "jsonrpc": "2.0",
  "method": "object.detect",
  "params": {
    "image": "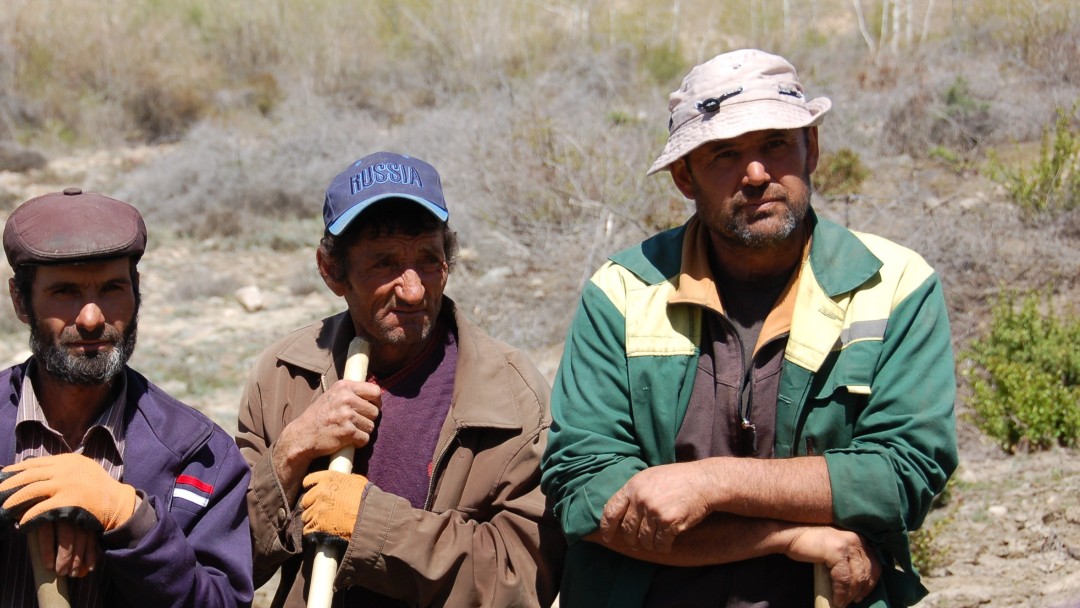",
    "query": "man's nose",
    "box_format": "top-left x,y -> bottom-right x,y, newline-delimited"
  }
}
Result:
395,269 -> 425,304
76,302 -> 106,332
743,160 -> 771,186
